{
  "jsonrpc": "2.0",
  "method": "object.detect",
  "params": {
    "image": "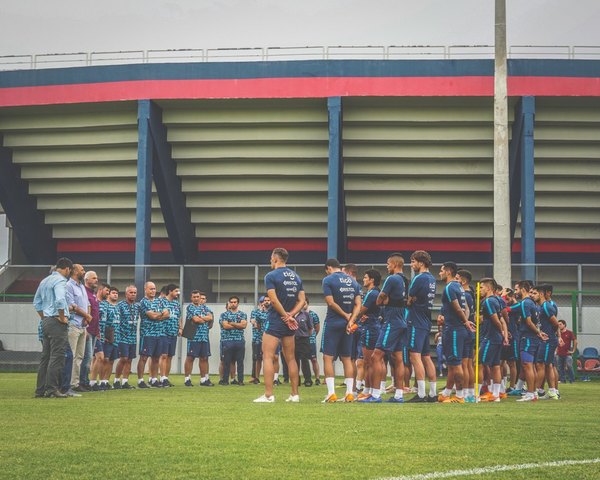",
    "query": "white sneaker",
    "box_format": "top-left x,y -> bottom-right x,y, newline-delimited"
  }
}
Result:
253,394 -> 275,403
285,394 -> 300,403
